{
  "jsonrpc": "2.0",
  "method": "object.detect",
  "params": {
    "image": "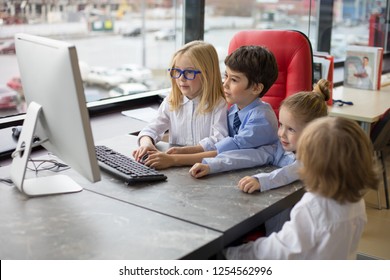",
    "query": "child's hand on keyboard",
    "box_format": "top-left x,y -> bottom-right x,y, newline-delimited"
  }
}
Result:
143,151 -> 175,170
133,136 -> 159,162
140,153 -> 149,164
132,144 -> 157,162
